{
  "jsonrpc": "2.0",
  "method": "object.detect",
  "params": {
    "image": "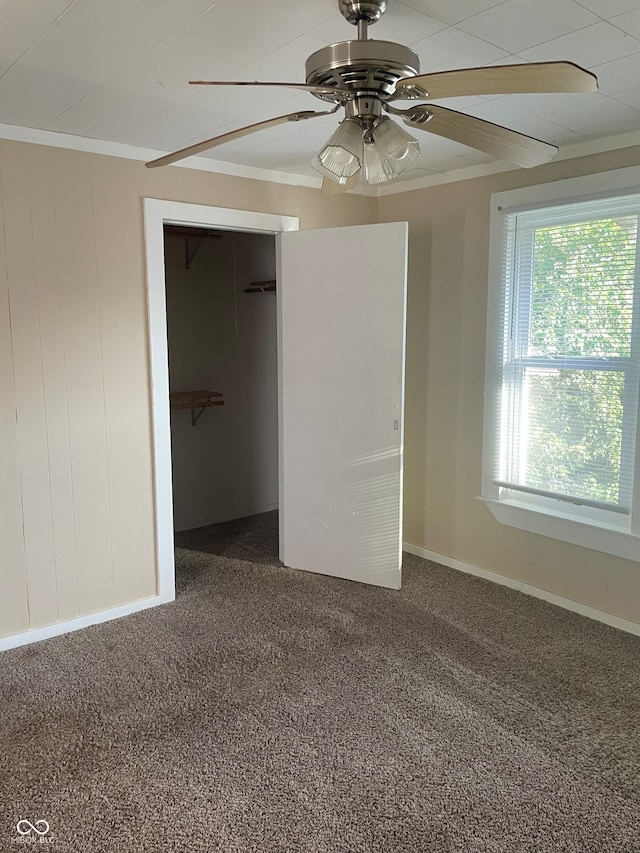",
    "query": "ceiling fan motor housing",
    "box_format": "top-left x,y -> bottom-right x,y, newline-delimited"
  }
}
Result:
338,0 -> 388,24
305,39 -> 420,104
